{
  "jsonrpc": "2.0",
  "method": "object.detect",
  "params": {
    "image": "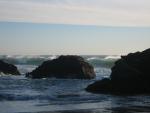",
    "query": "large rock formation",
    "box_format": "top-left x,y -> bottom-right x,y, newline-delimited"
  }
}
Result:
26,55 -> 95,79
0,60 -> 20,75
86,48 -> 150,94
